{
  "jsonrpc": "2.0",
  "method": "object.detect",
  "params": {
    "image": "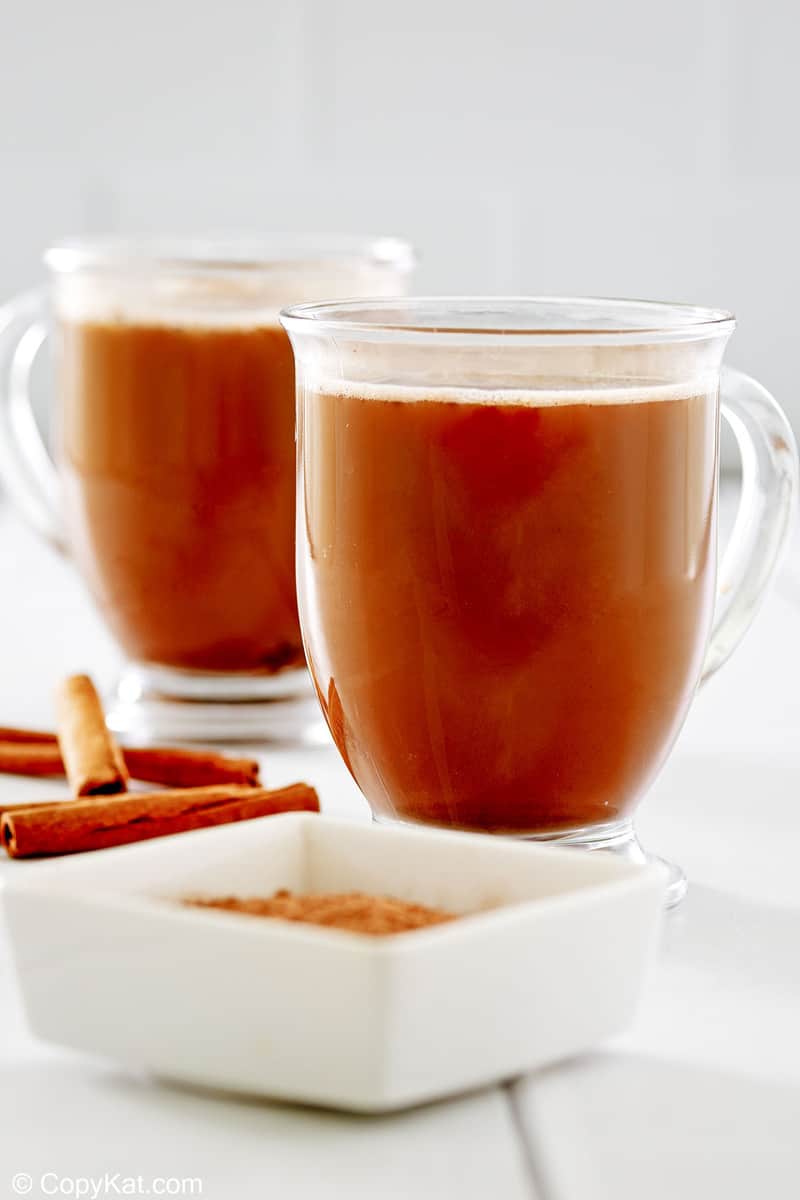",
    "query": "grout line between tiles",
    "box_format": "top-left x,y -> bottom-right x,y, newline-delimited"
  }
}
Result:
503,1081 -> 553,1200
